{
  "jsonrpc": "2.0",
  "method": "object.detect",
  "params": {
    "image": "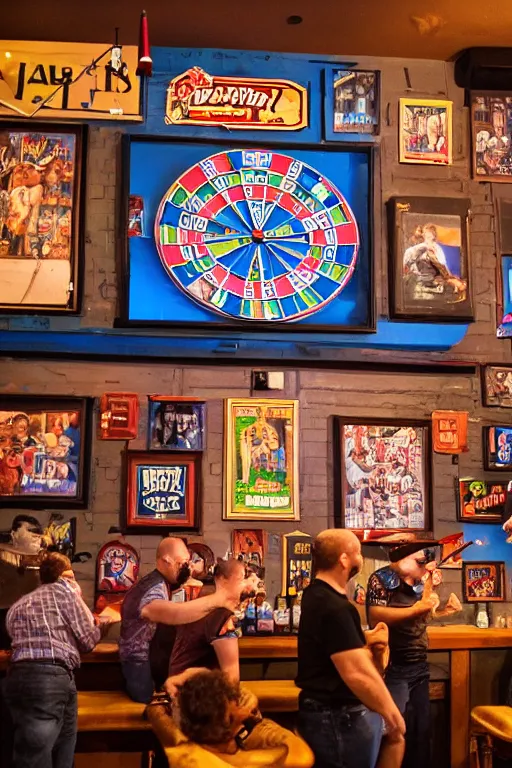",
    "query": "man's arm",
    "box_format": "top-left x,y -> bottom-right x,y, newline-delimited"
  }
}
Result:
368,601 -> 432,627
141,590 -> 231,625
60,587 -> 101,653
212,637 -> 240,683
331,647 -> 405,737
